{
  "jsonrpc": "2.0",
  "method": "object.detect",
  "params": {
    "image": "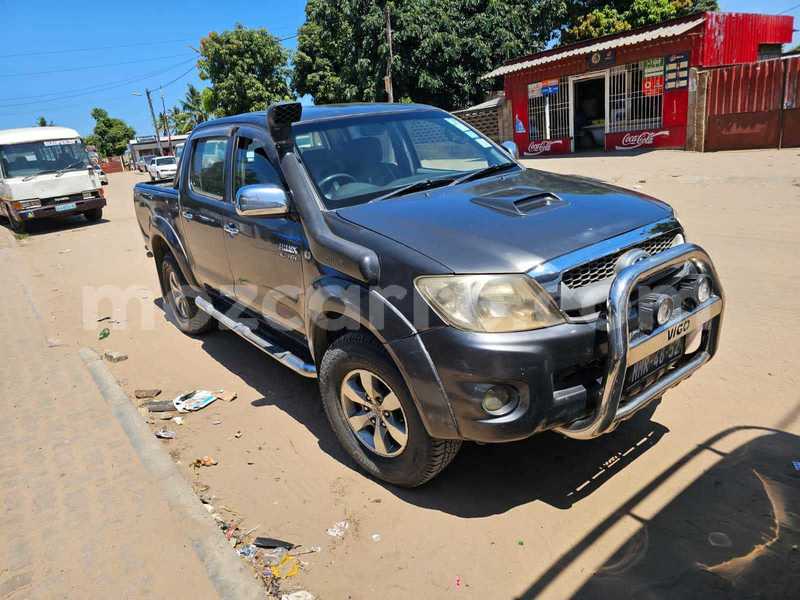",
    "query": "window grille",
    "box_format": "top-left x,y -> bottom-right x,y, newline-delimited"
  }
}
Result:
528,76 -> 570,141
609,62 -> 664,133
